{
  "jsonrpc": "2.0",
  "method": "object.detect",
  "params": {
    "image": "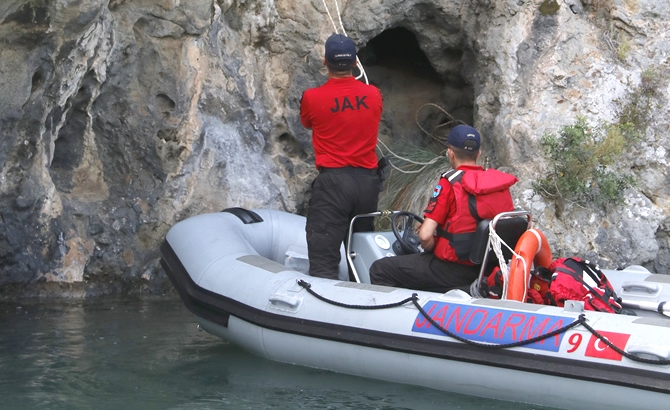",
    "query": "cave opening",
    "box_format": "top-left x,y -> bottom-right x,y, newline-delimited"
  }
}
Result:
360,27 -> 442,82
358,27 -> 473,150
